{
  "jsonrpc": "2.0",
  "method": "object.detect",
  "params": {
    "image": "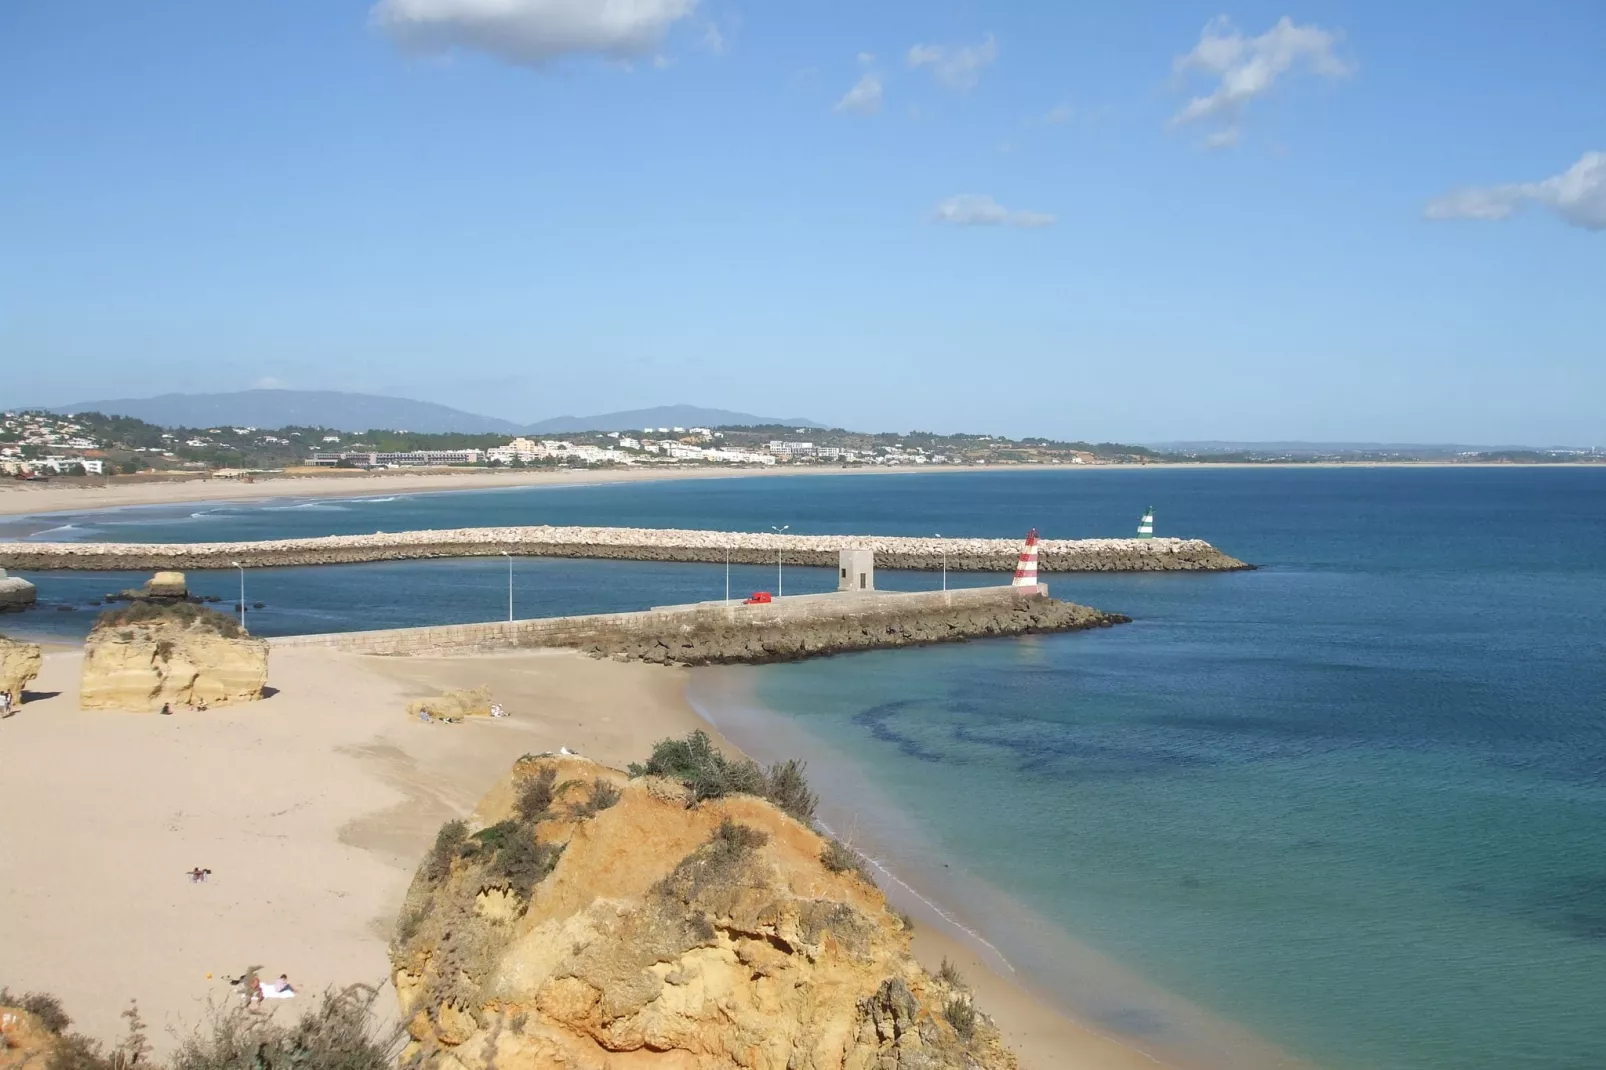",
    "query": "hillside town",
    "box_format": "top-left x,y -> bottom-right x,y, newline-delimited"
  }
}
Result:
4,409 -> 1600,480
1,409 -> 1162,478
